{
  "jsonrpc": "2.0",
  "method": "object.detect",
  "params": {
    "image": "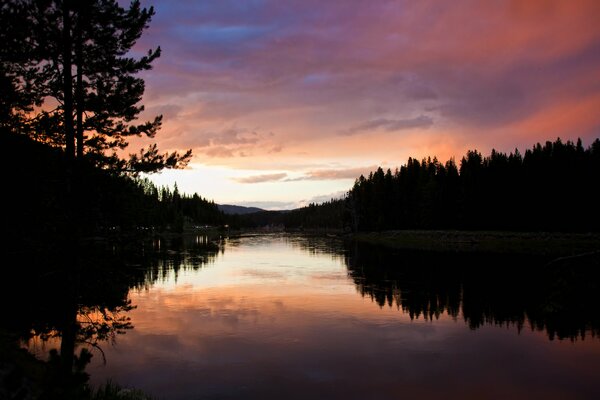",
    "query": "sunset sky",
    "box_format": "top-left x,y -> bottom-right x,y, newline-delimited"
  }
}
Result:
131,0 -> 600,209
